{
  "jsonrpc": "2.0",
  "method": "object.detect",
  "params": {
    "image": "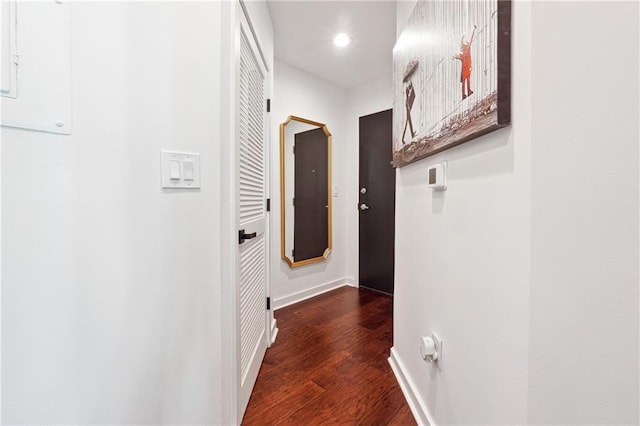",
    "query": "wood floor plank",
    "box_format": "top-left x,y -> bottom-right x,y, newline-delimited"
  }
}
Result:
352,378 -> 412,426
389,403 -> 418,425
242,380 -> 325,425
309,353 -> 386,393
277,386 -> 358,425
242,287 -> 416,425
342,370 -> 398,418
249,349 -> 352,403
